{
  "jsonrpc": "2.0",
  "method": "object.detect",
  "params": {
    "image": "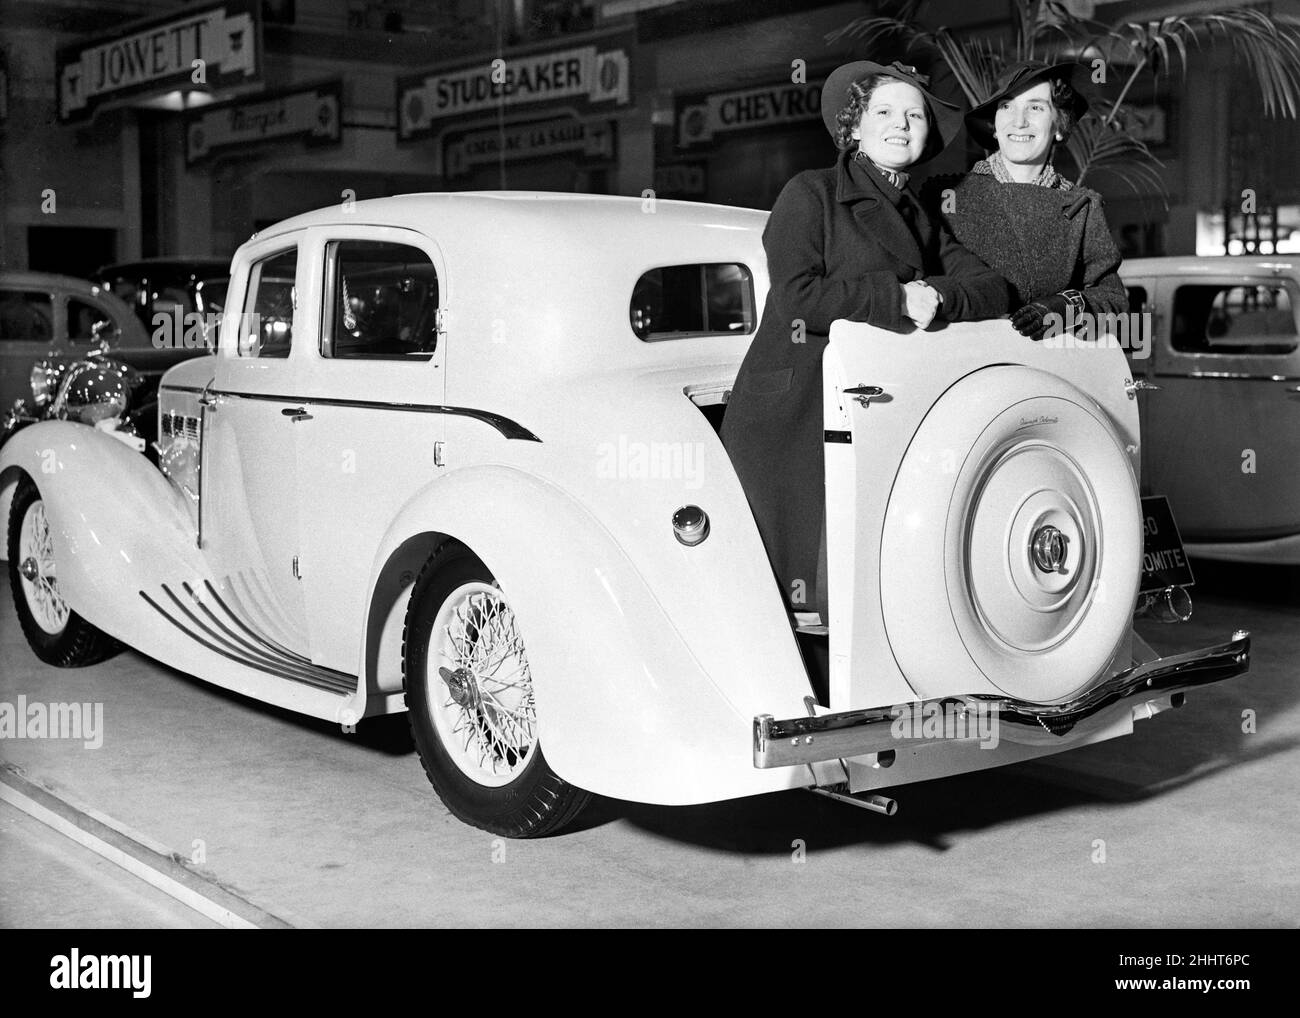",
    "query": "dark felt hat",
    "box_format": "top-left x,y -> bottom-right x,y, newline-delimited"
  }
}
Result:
965,60 -> 1090,151
820,60 -> 965,163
